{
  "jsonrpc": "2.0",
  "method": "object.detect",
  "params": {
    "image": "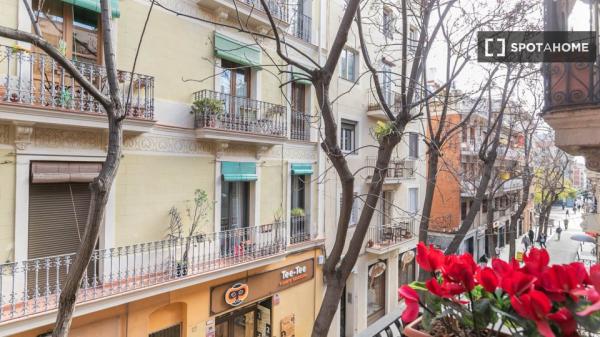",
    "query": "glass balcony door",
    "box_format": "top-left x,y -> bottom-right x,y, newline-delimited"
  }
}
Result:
220,60 -> 255,127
